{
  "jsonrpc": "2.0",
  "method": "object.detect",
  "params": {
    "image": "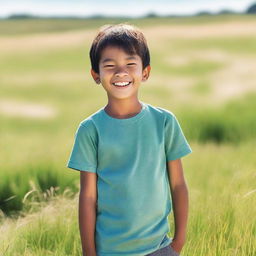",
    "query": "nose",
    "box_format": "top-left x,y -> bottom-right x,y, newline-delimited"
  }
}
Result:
114,66 -> 128,77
